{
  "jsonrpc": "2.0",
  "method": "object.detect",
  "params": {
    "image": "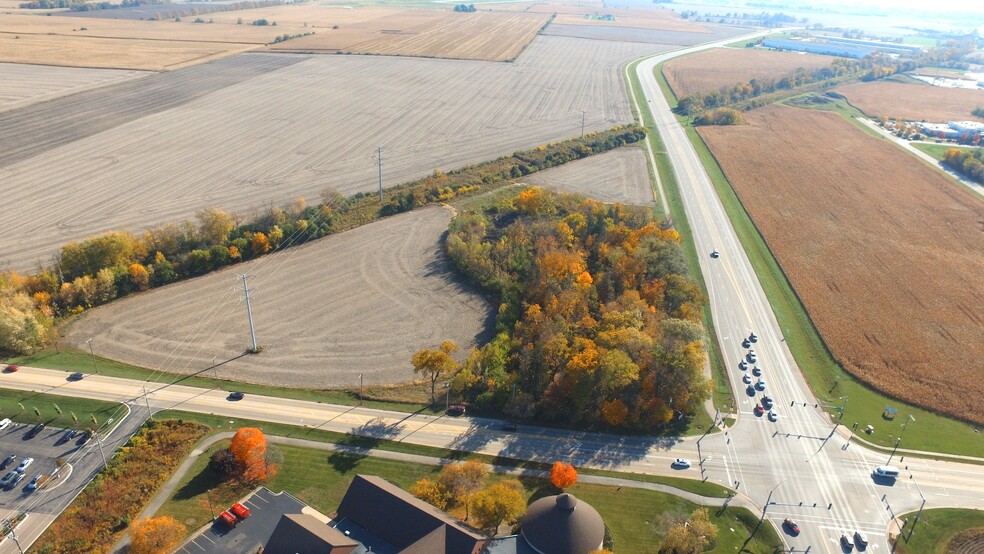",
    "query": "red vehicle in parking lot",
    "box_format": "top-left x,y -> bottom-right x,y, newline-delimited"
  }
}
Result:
230,502 -> 250,520
218,511 -> 237,528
